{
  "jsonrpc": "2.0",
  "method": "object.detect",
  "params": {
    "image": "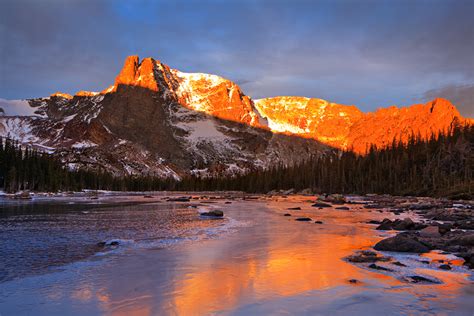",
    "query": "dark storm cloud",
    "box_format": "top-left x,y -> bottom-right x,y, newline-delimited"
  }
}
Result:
1,0 -> 473,113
